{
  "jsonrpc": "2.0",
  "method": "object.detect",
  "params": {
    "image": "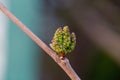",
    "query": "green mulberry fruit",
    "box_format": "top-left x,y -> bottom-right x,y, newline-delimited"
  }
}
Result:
50,26 -> 76,59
